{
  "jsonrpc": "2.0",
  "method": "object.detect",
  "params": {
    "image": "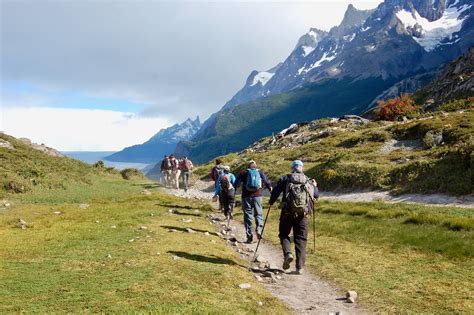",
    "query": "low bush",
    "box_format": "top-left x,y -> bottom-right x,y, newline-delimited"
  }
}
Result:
375,94 -> 418,121
438,97 -> 474,112
120,168 -> 142,180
